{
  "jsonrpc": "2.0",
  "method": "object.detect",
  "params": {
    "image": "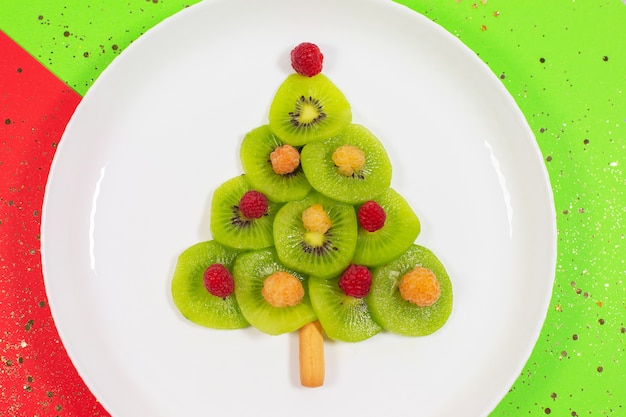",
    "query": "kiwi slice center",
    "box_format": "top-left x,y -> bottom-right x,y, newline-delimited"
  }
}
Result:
299,203 -> 340,254
299,235 -> 338,256
303,230 -> 325,247
289,96 -> 327,127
